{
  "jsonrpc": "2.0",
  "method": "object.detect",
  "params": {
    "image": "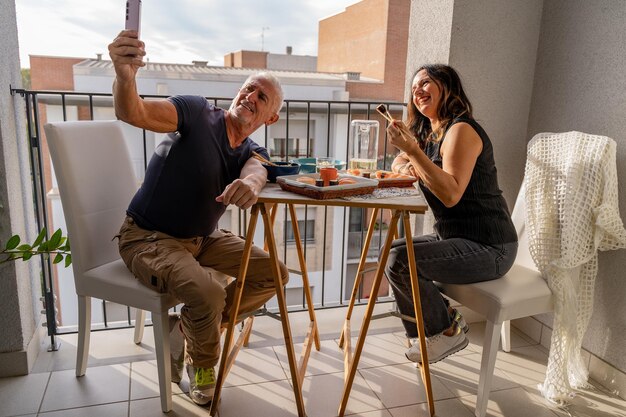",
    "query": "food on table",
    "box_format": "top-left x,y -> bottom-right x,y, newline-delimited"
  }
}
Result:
296,176 -> 316,185
338,178 -> 357,185
374,170 -> 413,179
